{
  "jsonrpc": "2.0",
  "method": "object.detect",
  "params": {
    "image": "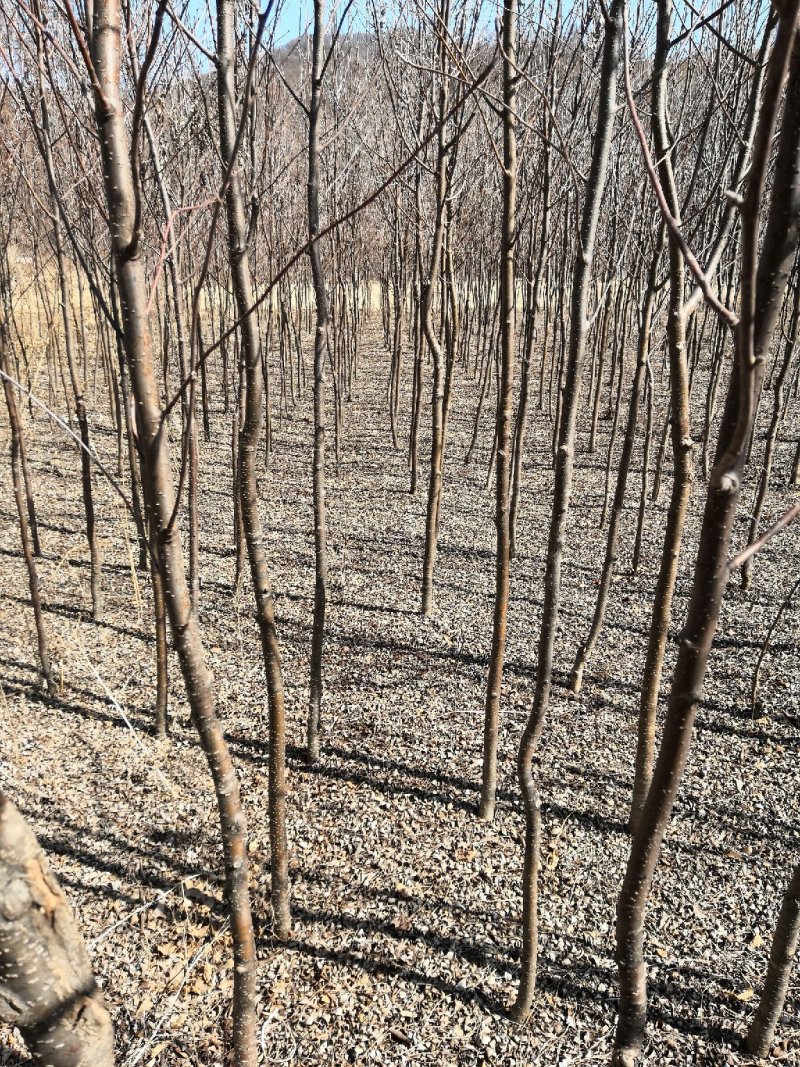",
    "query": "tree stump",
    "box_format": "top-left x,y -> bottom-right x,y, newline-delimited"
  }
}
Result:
0,793 -> 114,1066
